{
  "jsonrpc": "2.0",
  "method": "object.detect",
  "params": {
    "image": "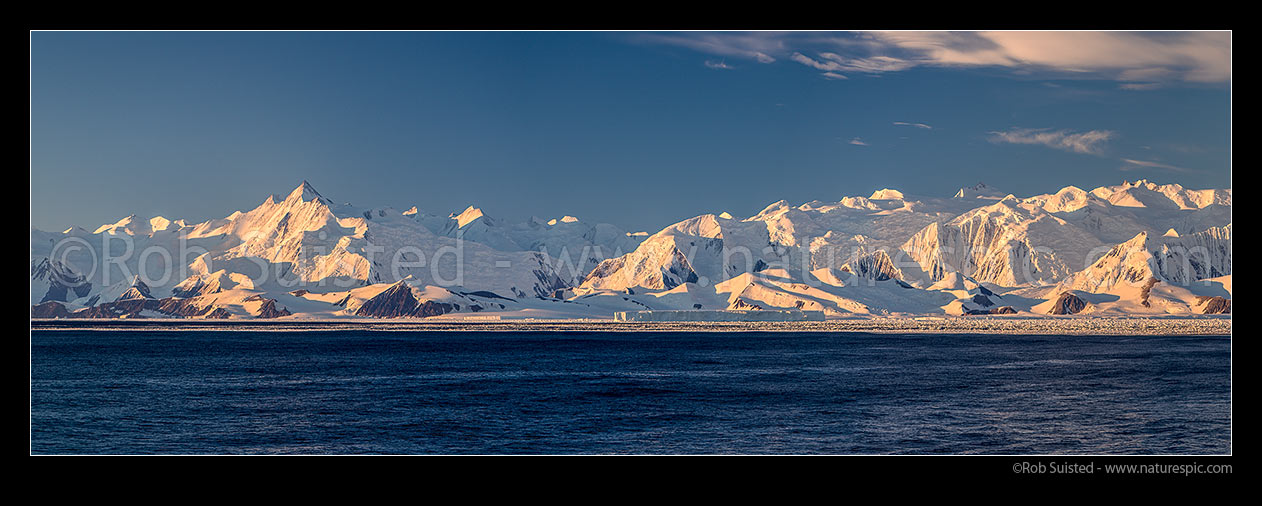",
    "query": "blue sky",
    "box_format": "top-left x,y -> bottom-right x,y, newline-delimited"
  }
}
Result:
30,31 -> 1231,233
